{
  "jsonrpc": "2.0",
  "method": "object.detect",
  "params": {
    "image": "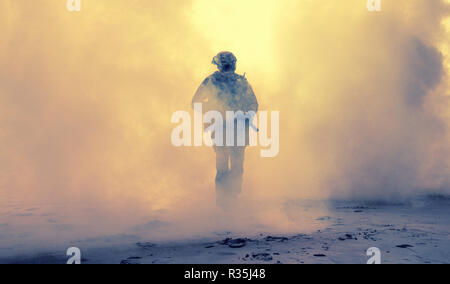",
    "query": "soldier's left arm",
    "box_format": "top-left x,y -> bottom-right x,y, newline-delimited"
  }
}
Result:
245,82 -> 258,113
